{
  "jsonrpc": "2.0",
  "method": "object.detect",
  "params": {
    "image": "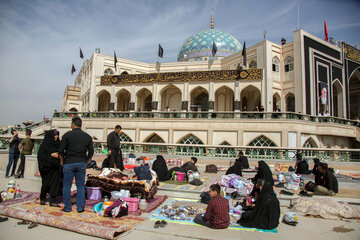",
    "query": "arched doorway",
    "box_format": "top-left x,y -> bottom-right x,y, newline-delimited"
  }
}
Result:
332,80 -> 343,117
273,93 -> 281,111
349,68 -> 360,119
137,88 -> 152,111
190,87 -> 209,111
285,93 -> 295,112
160,85 -> 182,111
240,85 -> 261,111
97,90 -> 110,111
215,86 -> 234,111
116,89 -> 131,111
